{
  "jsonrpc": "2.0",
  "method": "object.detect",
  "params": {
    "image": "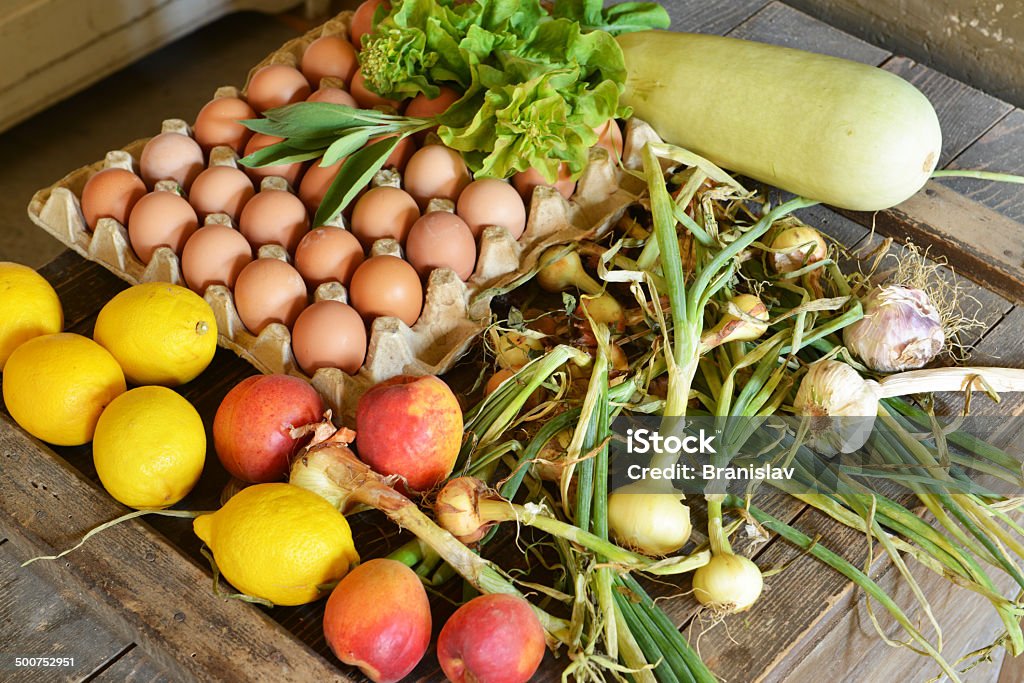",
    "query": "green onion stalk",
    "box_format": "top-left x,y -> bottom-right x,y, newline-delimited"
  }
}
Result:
728,496 -> 965,682
642,142 -> 817,613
